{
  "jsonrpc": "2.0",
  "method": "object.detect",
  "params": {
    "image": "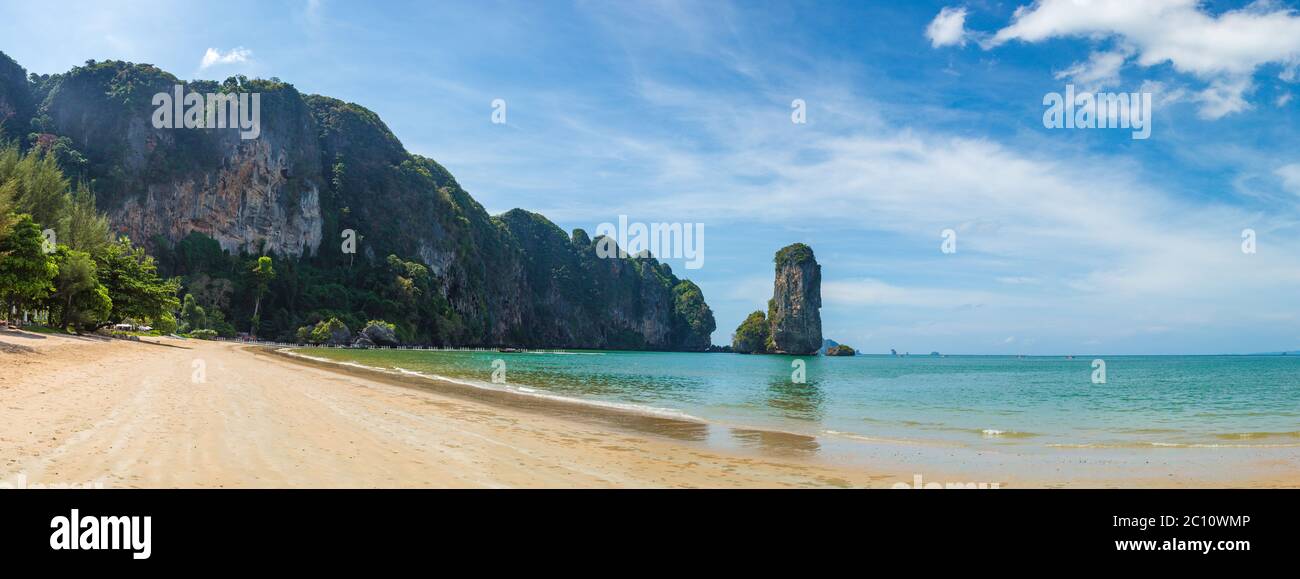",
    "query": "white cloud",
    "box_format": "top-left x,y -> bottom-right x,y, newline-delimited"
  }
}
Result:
996,276 -> 1040,285
1139,79 -> 1189,106
199,47 -> 252,70
926,6 -> 970,48
983,0 -> 1300,118
824,278 -> 1000,308
1278,163 -> 1300,195
1195,76 -> 1254,119
1055,48 -> 1130,91
1278,92 -> 1294,107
